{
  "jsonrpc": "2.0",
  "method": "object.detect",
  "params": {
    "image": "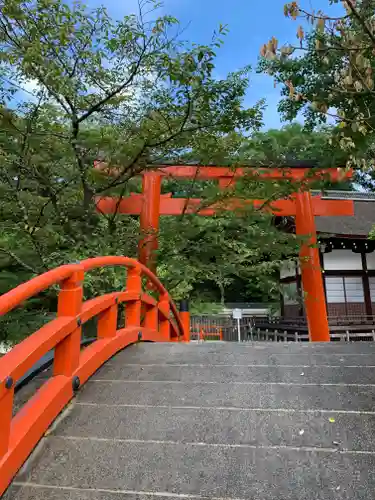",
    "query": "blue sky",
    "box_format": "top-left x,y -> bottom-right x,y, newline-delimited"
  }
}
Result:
88,0 -> 342,129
